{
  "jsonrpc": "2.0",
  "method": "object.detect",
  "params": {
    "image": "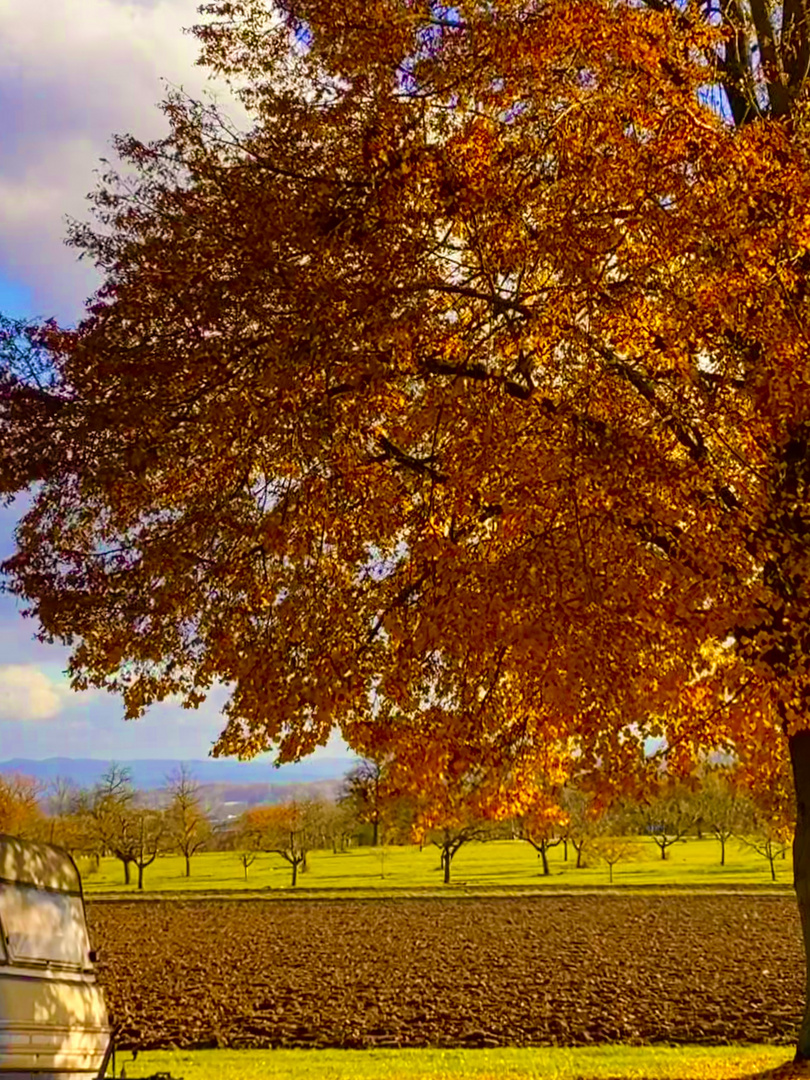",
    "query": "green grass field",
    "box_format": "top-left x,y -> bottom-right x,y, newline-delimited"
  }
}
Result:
118,1045 -> 797,1080
80,835 -> 794,894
